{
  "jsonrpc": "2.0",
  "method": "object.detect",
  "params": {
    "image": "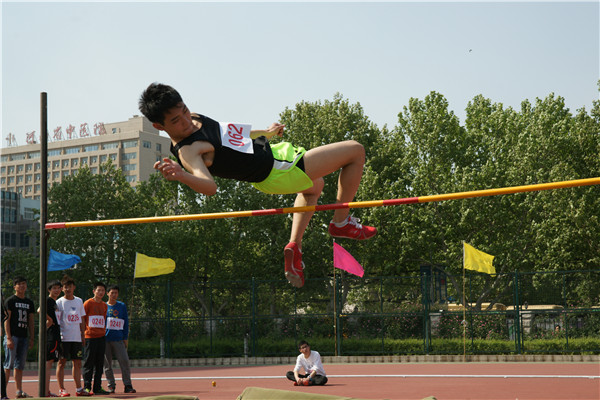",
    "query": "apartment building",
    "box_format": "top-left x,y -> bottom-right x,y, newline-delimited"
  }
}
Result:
1,190 -> 39,251
0,115 -> 172,199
